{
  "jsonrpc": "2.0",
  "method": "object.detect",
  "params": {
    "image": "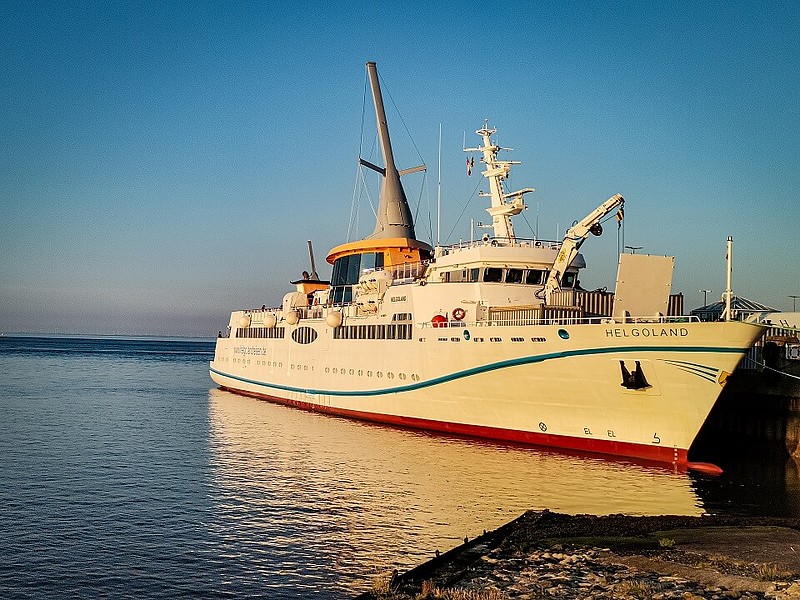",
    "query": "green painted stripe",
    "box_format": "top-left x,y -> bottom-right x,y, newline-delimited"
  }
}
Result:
669,365 -> 718,383
662,359 -> 719,381
662,359 -> 718,376
211,344 -> 747,397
